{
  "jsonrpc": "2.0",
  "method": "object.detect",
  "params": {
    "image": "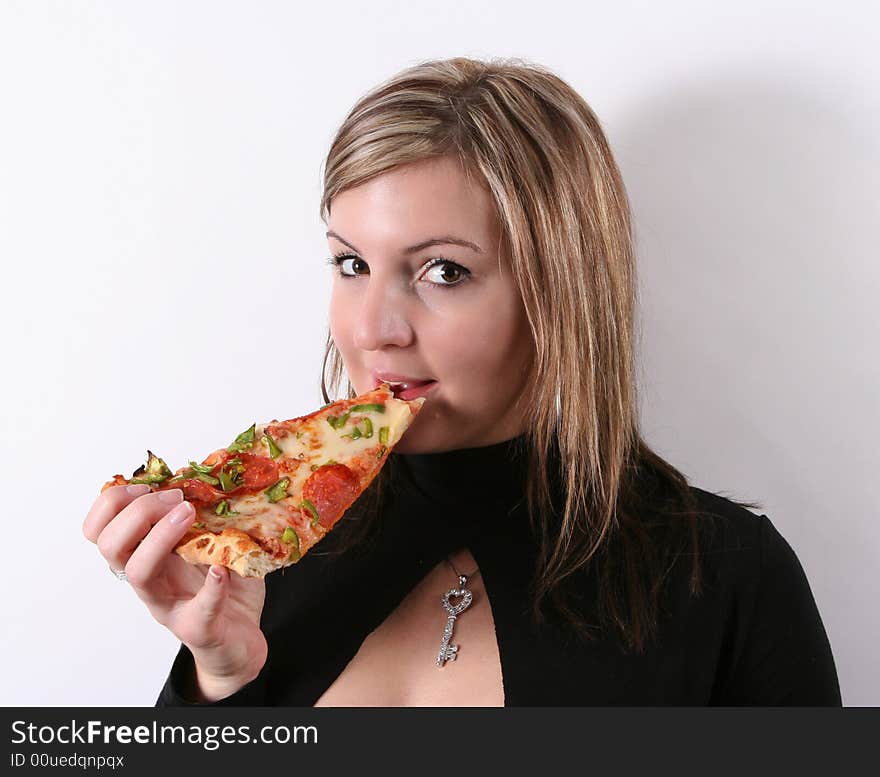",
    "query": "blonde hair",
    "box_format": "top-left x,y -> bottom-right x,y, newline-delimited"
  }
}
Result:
319,57 -> 760,652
